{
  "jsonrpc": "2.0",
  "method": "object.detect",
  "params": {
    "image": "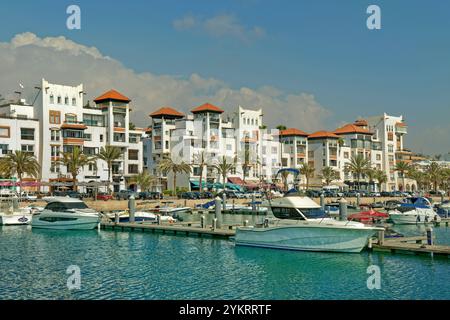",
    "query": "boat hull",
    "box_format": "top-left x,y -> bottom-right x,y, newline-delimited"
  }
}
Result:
235,225 -> 378,253
389,209 -> 441,225
0,213 -> 32,225
32,214 -> 99,230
